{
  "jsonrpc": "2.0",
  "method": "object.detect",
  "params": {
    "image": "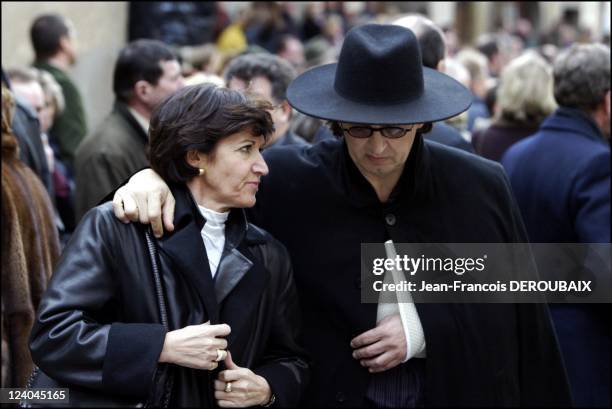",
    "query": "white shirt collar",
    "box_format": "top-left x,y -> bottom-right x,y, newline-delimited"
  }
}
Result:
197,205 -> 229,225
127,106 -> 150,134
